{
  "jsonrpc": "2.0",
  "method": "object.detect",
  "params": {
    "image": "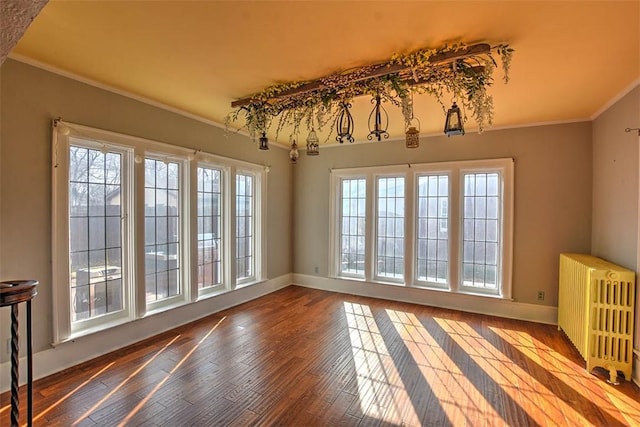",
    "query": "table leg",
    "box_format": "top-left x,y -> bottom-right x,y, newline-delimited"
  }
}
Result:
27,299 -> 33,427
10,303 -> 19,427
